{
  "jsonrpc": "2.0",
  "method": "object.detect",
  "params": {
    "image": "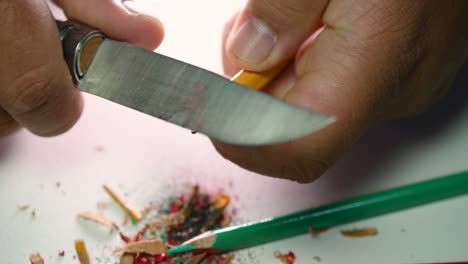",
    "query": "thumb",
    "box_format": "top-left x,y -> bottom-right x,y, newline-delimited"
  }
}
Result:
225,0 -> 328,71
